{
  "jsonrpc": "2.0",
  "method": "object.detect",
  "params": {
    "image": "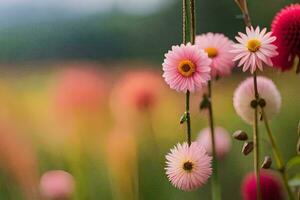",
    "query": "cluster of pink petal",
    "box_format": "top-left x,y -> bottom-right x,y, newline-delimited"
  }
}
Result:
197,127 -> 232,159
196,33 -> 235,78
241,170 -> 284,200
165,141 -> 212,191
162,43 -> 211,93
271,4 -> 300,71
232,26 -> 278,73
